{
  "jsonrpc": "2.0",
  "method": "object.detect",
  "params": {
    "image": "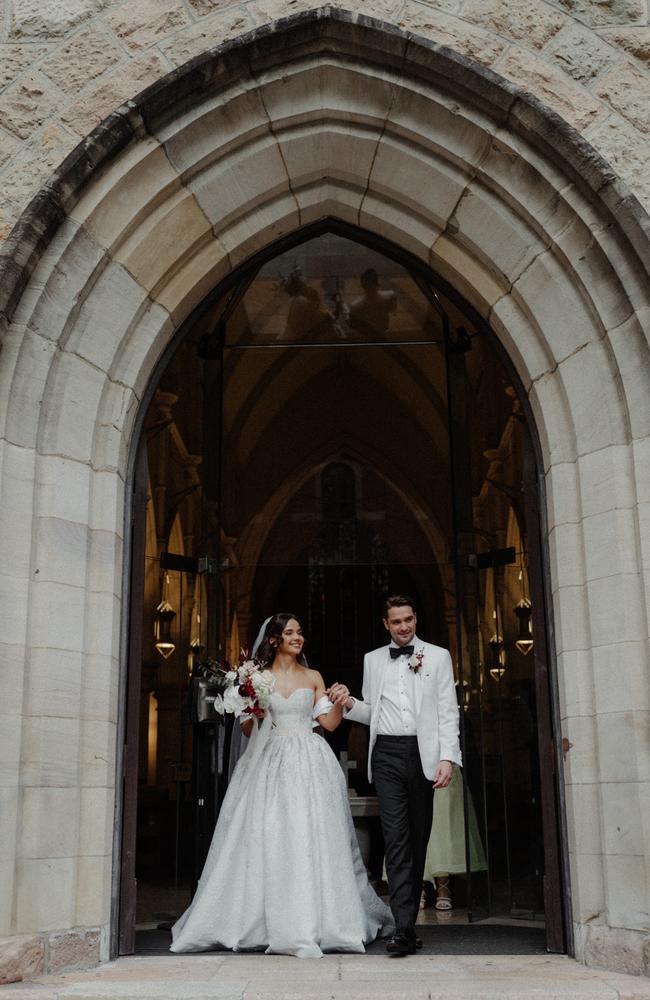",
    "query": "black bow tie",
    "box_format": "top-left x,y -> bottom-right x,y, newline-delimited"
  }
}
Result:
390,645 -> 414,659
